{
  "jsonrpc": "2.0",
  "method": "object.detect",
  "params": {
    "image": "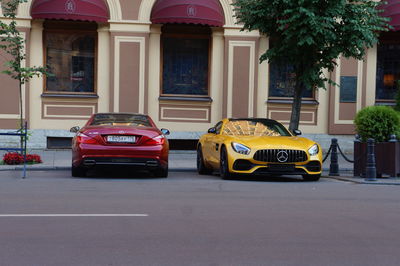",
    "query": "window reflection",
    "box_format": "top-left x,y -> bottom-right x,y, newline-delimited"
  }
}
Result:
45,24 -> 96,93
269,61 -> 312,98
376,34 -> 400,101
161,25 -> 210,96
